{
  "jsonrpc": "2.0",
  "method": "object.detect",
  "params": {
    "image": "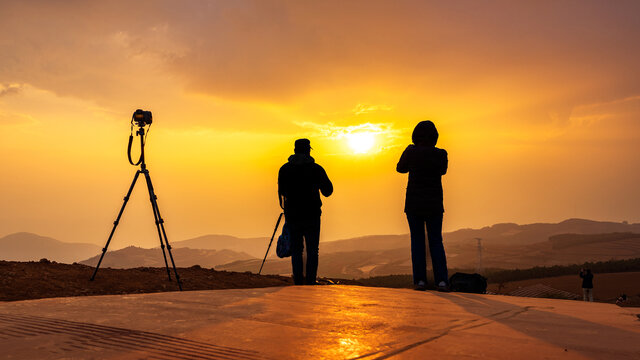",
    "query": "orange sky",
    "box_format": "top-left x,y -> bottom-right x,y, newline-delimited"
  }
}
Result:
1,1 -> 639,248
